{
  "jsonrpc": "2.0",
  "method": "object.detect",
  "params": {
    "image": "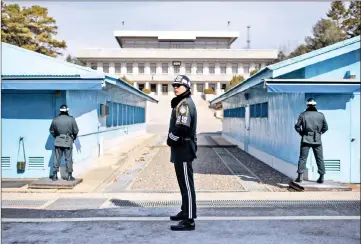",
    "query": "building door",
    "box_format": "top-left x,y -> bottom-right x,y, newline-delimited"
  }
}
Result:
1,91 -> 56,178
308,94 -> 351,182
350,93 -> 360,183
244,104 -> 250,152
